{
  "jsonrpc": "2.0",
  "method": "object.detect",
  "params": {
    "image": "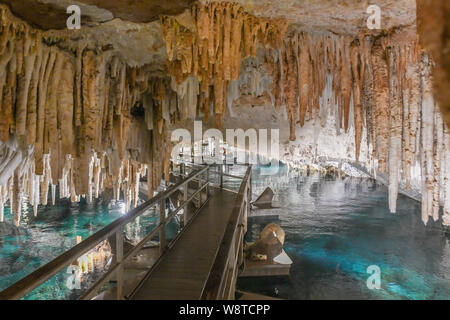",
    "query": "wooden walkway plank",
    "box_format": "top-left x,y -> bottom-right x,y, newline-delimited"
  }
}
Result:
130,188 -> 237,300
